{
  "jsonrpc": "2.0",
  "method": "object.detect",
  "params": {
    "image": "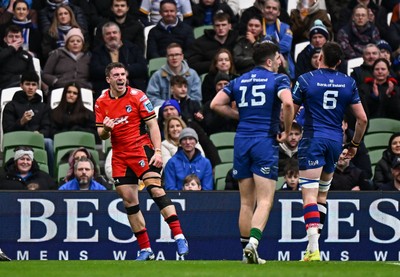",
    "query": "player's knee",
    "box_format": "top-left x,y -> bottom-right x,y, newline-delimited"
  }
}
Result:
300,177 -> 319,189
152,194 -> 173,210
318,179 -> 332,192
125,204 -> 140,215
